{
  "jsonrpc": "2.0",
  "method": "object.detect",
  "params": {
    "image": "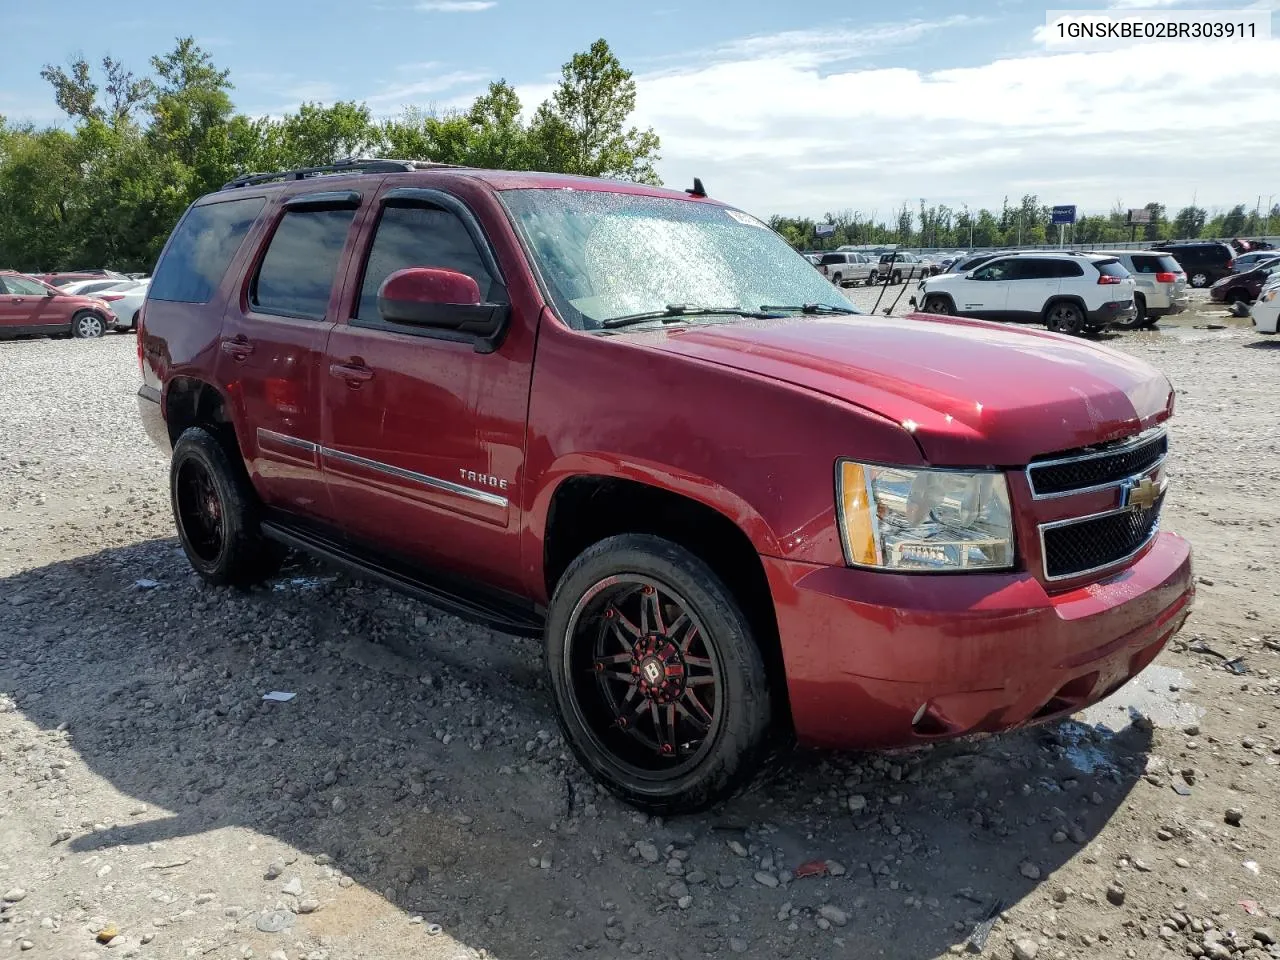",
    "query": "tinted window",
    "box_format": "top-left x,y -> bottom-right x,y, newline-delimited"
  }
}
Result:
356,204 -> 501,320
1050,259 -> 1084,277
1009,259 -> 1059,280
253,208 -> 356,320
972,259 -> 1014,281
1131,254 -> 1181,274
1094,259 -> 1129,278
150,197 -> 266,304
820,254 -> 845,265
